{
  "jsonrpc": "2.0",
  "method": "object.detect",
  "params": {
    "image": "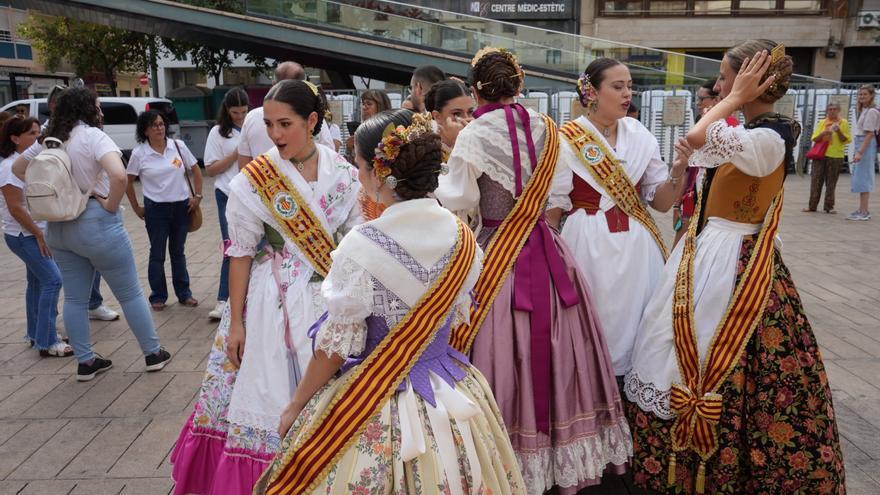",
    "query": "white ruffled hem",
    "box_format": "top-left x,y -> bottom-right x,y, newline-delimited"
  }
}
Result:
623,370 -> 674,420
517,419 -> 633,493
